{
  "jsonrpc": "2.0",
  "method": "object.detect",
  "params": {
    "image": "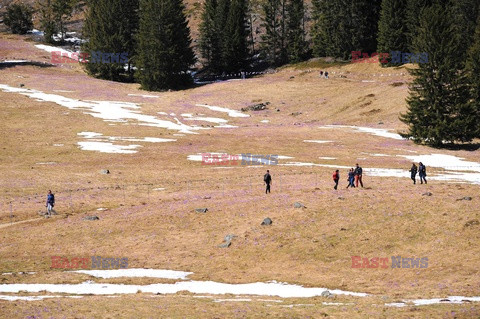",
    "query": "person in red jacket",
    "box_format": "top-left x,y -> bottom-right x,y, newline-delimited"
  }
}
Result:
333,170 -> 340,190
